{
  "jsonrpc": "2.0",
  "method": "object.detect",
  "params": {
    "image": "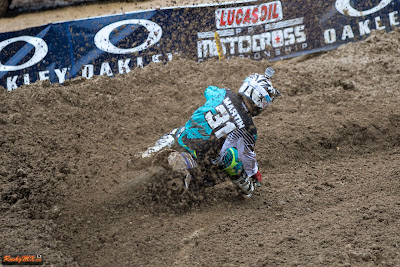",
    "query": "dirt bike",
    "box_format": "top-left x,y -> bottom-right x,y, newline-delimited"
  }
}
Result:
124,148 -> 259,208
122,123 -> 261,206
